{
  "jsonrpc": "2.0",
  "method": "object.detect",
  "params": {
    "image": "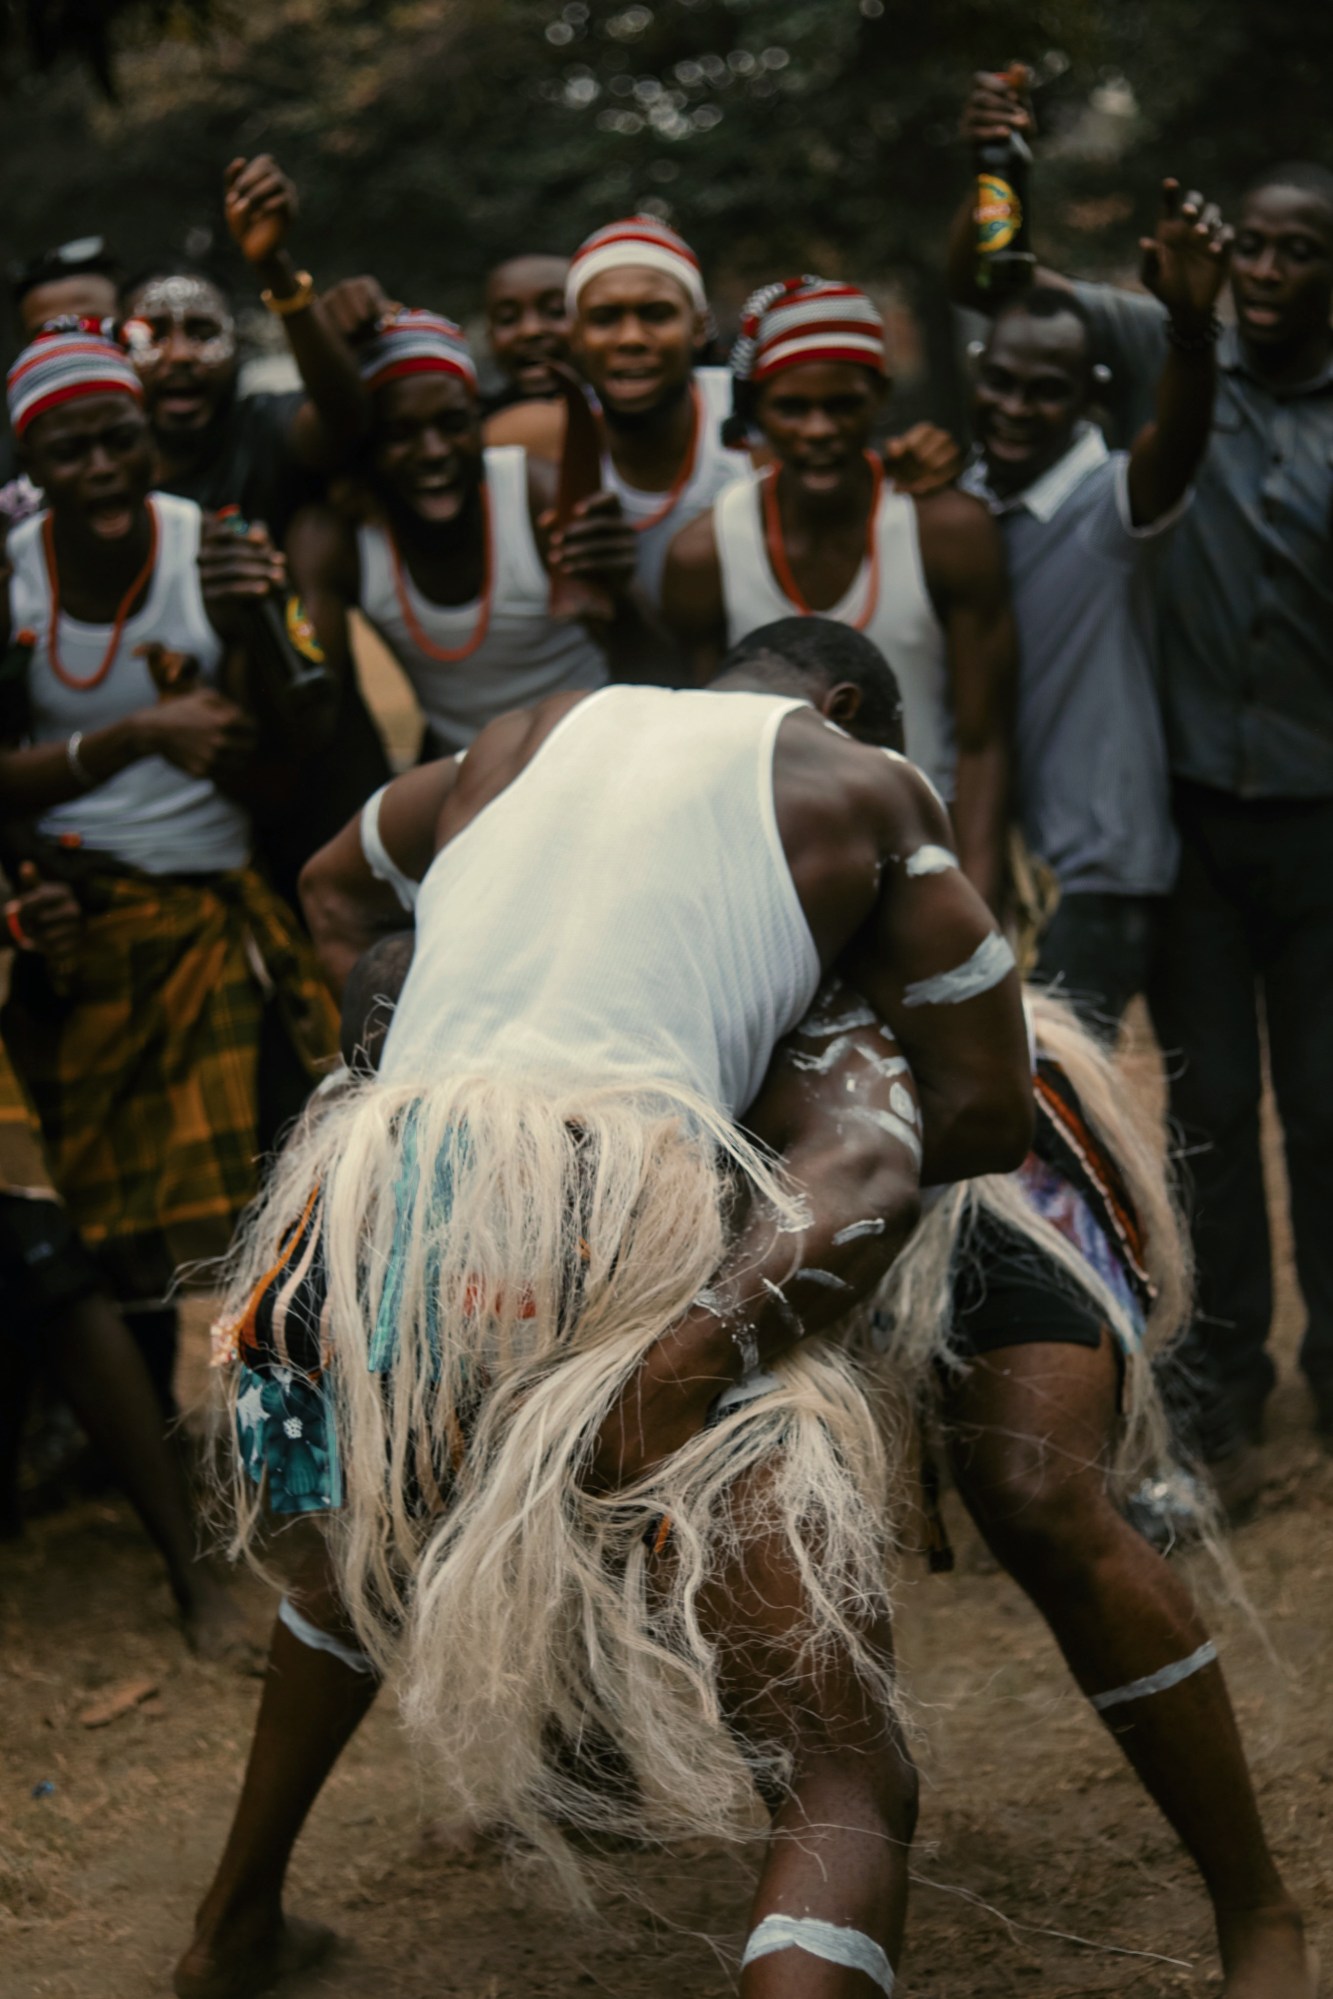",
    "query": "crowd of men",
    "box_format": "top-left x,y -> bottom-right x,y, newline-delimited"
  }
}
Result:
1,61 -> 1329,1999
